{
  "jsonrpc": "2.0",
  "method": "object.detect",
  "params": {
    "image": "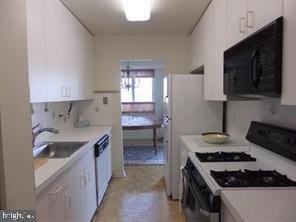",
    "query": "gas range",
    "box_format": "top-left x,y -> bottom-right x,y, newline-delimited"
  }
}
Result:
195,151 -> 256,162
187,122 -> 296,194
188,146 -> 296,196
211,169 -> 296,188
181,122 -> 296,222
